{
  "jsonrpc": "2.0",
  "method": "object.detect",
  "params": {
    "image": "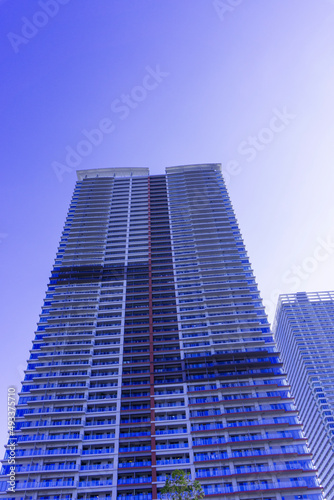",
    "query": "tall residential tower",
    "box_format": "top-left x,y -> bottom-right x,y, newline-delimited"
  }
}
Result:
274,291 -> 334,500
1,165 -> 321,500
